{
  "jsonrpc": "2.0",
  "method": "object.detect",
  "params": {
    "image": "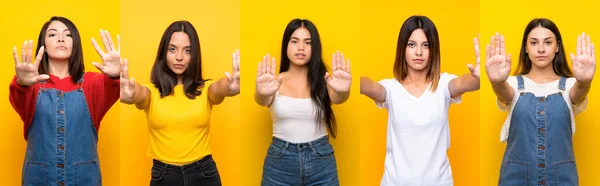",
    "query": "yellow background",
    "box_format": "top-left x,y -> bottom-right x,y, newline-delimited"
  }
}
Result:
239,0 -> 361,185
119,0 -> 240,185
0,1 -> 121,185
480,0 -> 600,185
359,0 -> 481,185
